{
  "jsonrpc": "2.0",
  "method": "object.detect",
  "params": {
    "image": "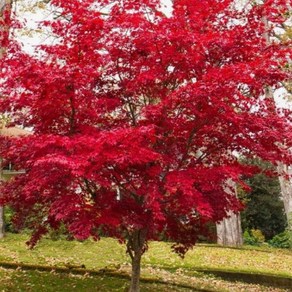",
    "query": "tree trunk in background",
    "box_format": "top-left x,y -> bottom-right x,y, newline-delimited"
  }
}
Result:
0,147 -> 5,239
0,206 -> 4,239
277,163 -> 292,229
0,0 -> 12,240
0,152 -> 5,238
262,16 -> 292,231
217,212 -> 243,246
216,180 -> 243,246
0,156 -> 4,239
